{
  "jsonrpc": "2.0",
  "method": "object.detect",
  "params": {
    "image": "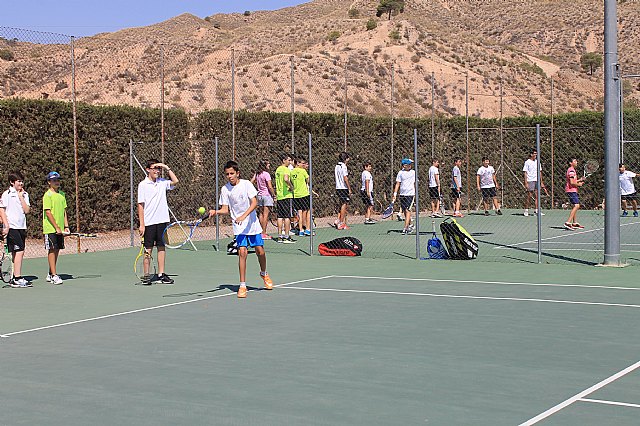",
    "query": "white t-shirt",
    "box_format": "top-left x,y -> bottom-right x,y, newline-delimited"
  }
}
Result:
451,166 -> 462,189
395,169 -> 416,196
219,179 -> 262,236
523,159 -> 541,182
477,166 -> 496,188
361,170 -> 373,192
137,177 -> 174,226
428,165 -> 440,188
0,188 -> 30,229
619,171 -> 637,195
335,162 -> 348,190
